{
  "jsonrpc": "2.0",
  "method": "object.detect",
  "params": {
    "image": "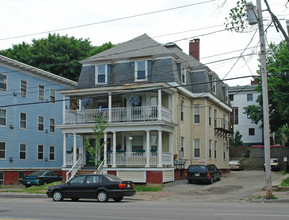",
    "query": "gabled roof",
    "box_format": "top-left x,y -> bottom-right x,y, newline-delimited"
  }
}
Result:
0,55 -> 77,88
82,33 -> 174,63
